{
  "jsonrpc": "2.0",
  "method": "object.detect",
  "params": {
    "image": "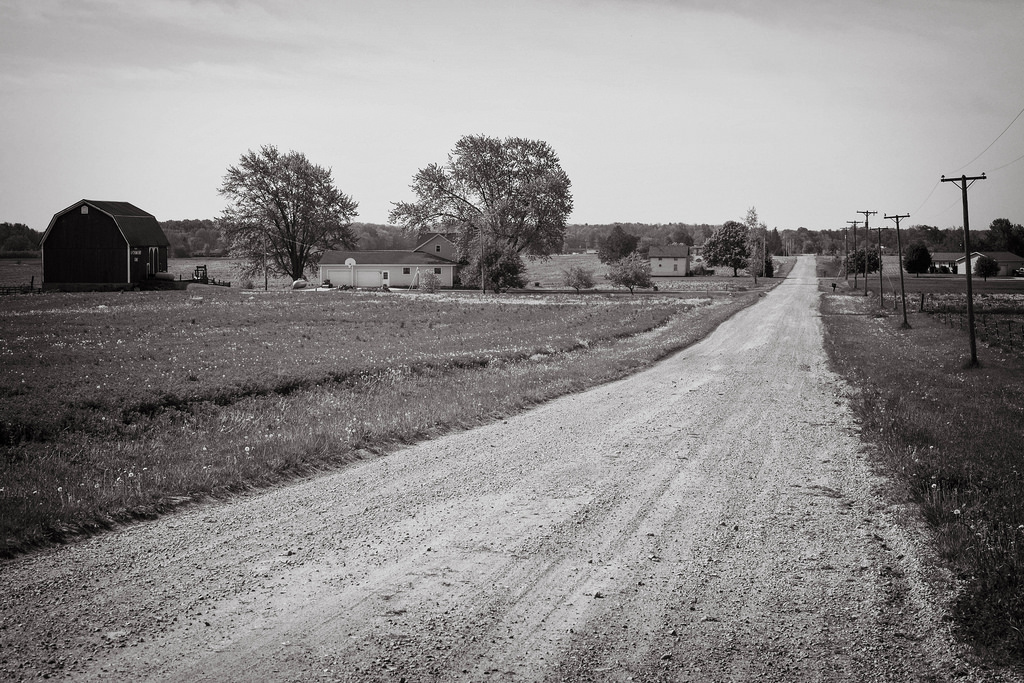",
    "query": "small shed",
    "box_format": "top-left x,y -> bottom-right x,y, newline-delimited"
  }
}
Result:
41,200 -> 170,289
